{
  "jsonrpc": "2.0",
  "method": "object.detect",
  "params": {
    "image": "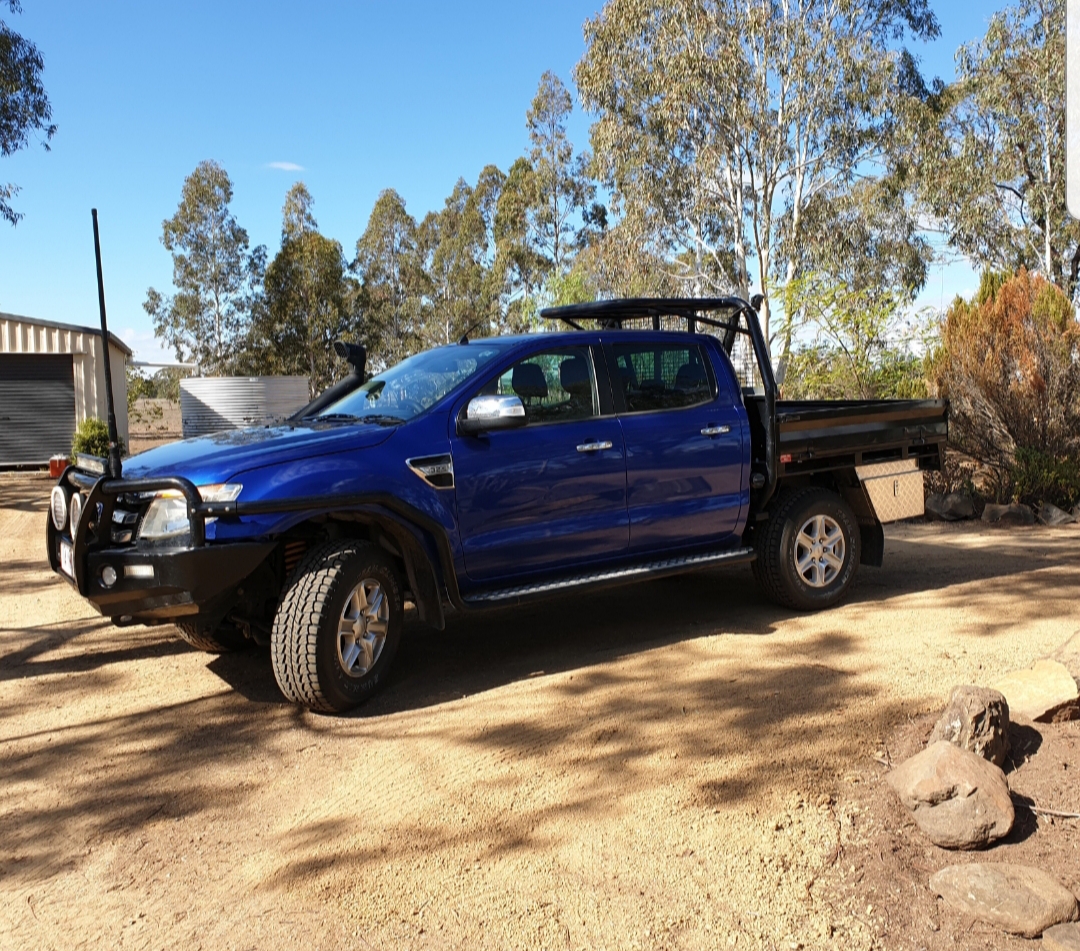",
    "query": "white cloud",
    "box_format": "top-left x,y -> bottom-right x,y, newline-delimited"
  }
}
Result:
266,161 -> 304,171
